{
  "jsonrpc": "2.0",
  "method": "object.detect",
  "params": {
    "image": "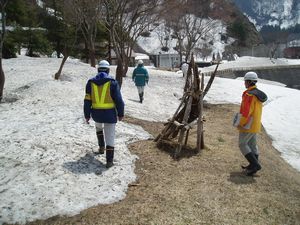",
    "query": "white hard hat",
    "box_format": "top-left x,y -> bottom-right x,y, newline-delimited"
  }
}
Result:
244,71 -> 258,81
98,60 -> 110,68
138,59 -> 143,65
